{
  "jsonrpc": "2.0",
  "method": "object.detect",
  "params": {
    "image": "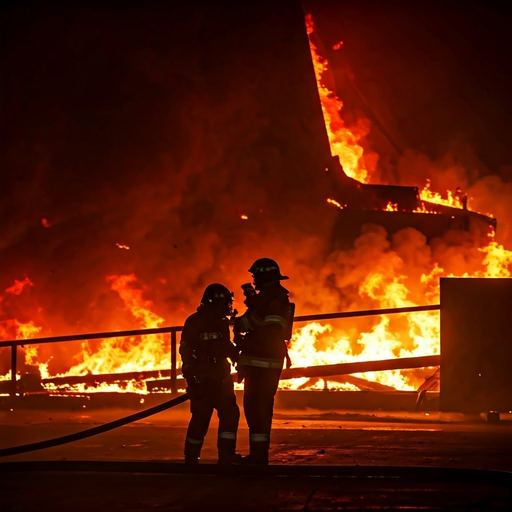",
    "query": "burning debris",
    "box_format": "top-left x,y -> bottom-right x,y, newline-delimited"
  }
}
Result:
307,14 -> 495,248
